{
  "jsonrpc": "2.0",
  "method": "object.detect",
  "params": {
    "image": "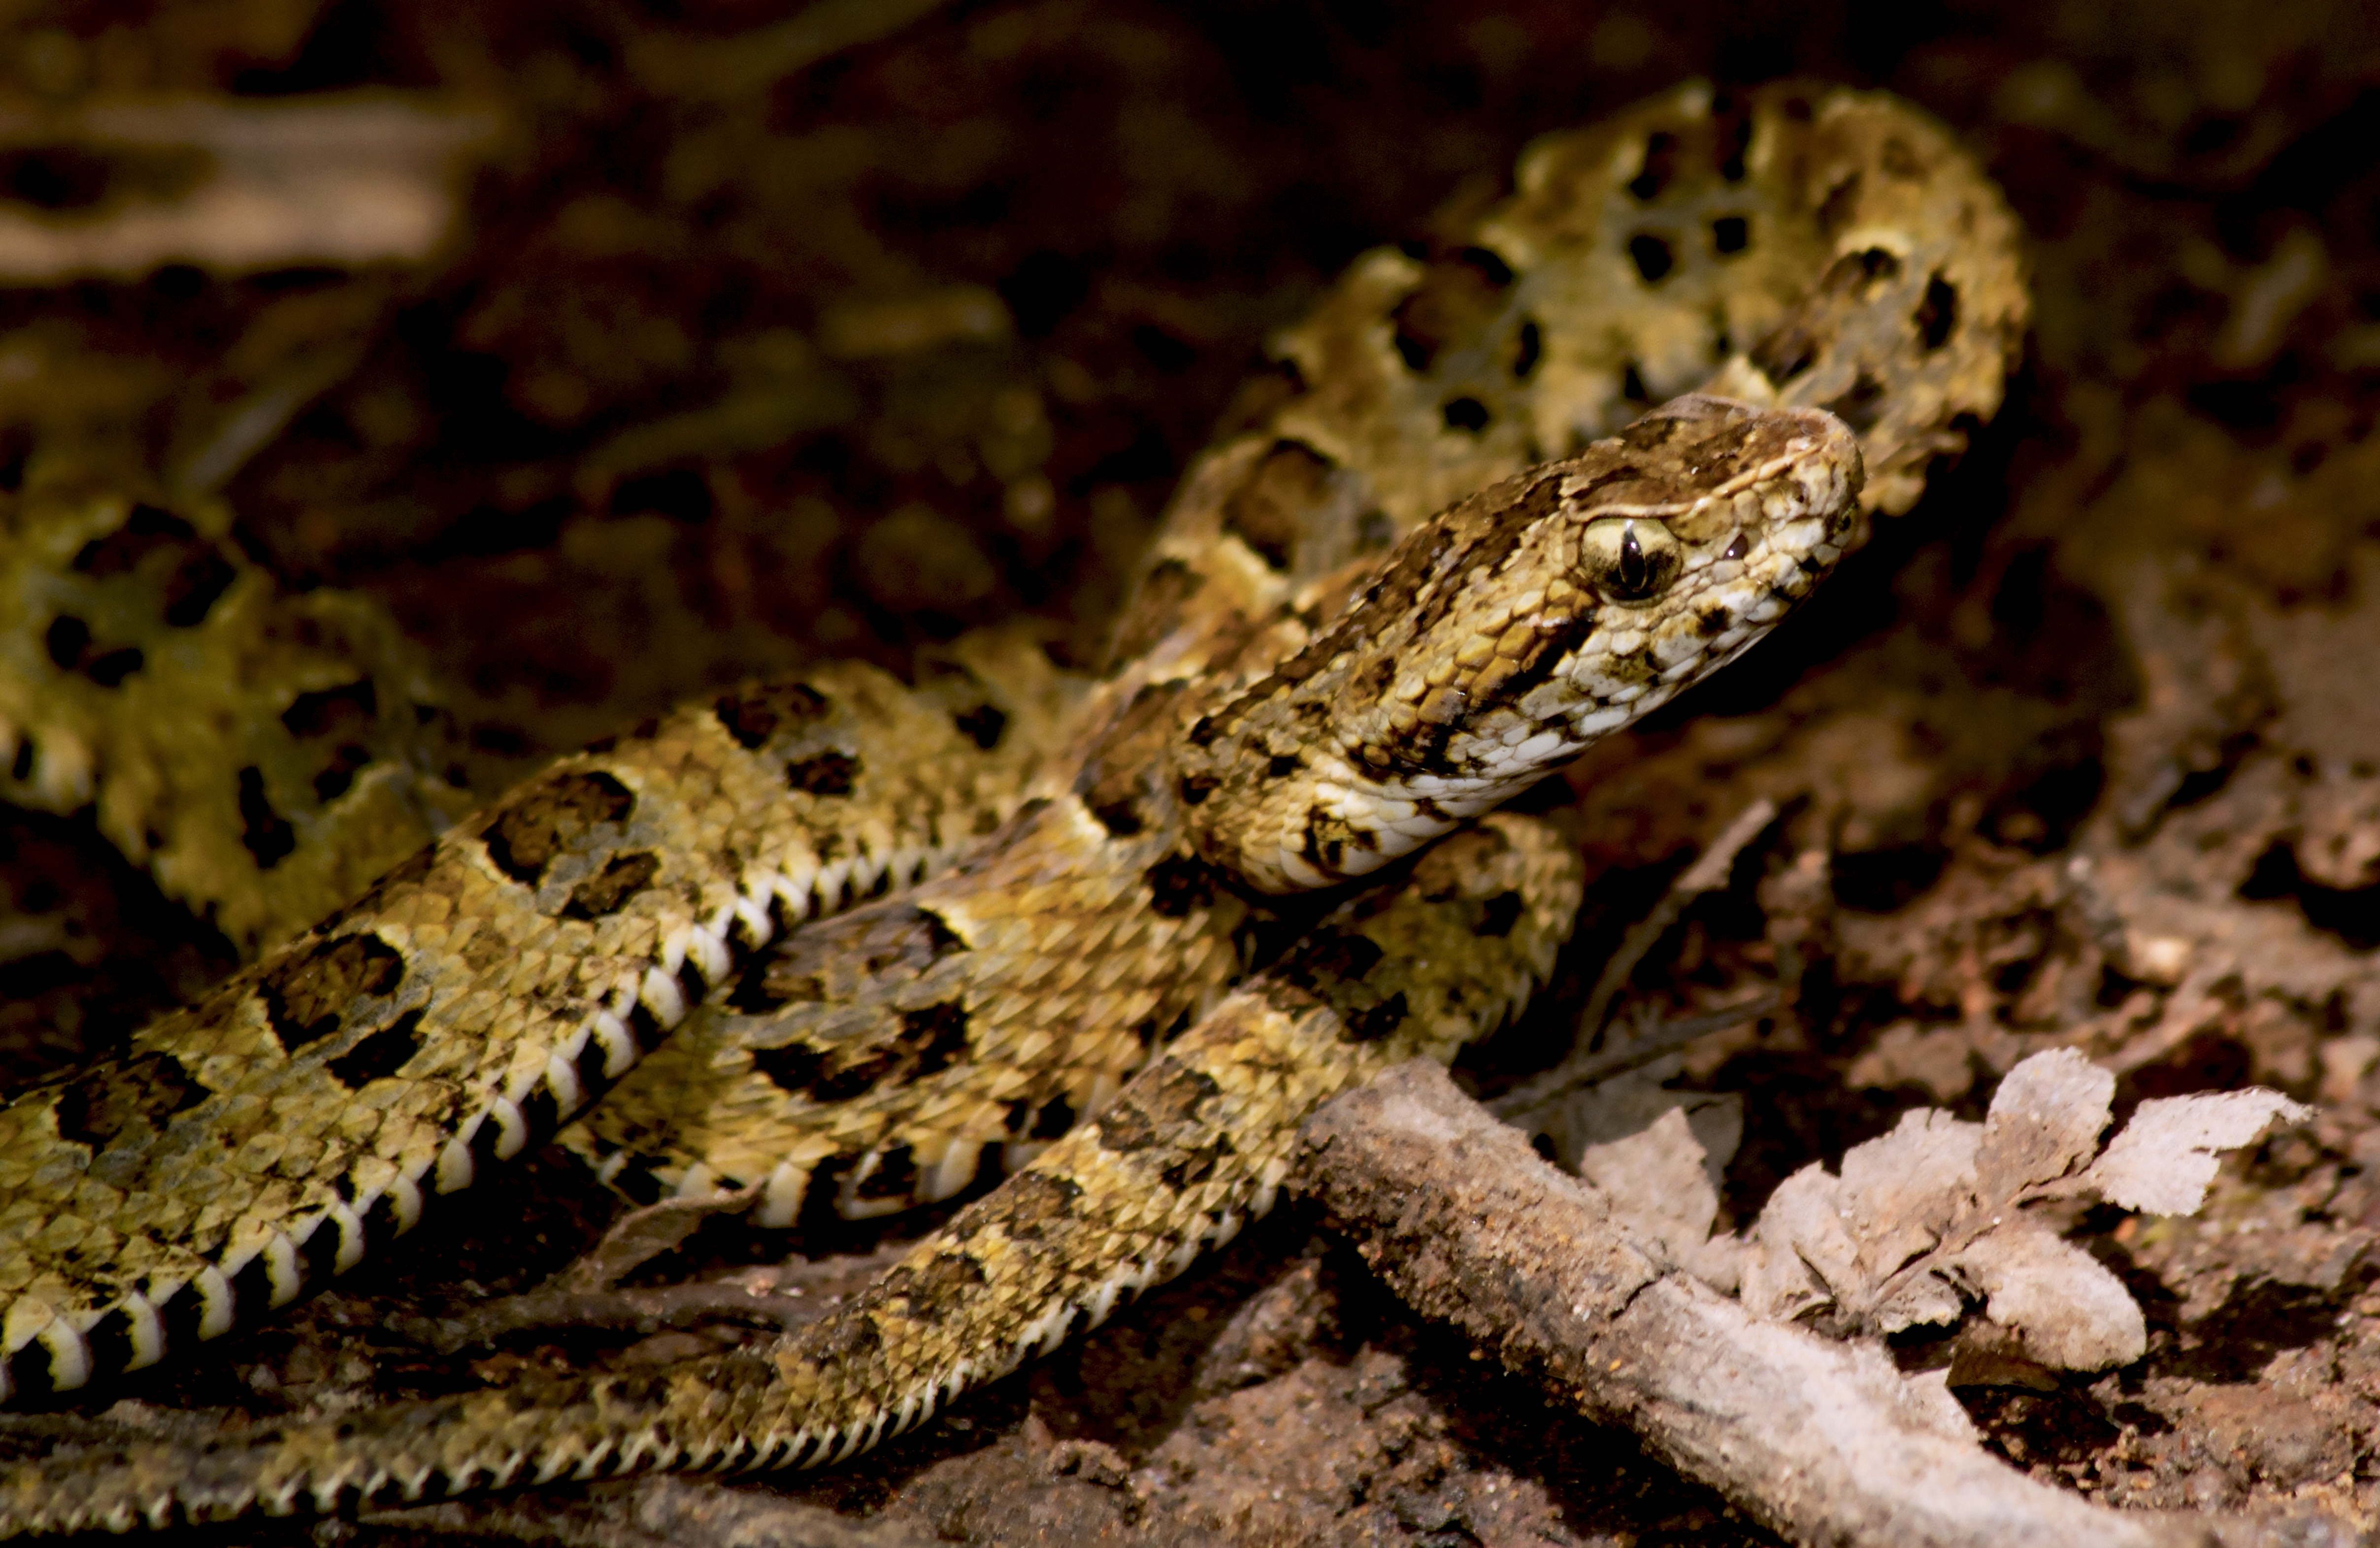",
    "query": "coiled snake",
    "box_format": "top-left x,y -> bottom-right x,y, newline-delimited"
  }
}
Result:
0,81 -> 2025,1533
